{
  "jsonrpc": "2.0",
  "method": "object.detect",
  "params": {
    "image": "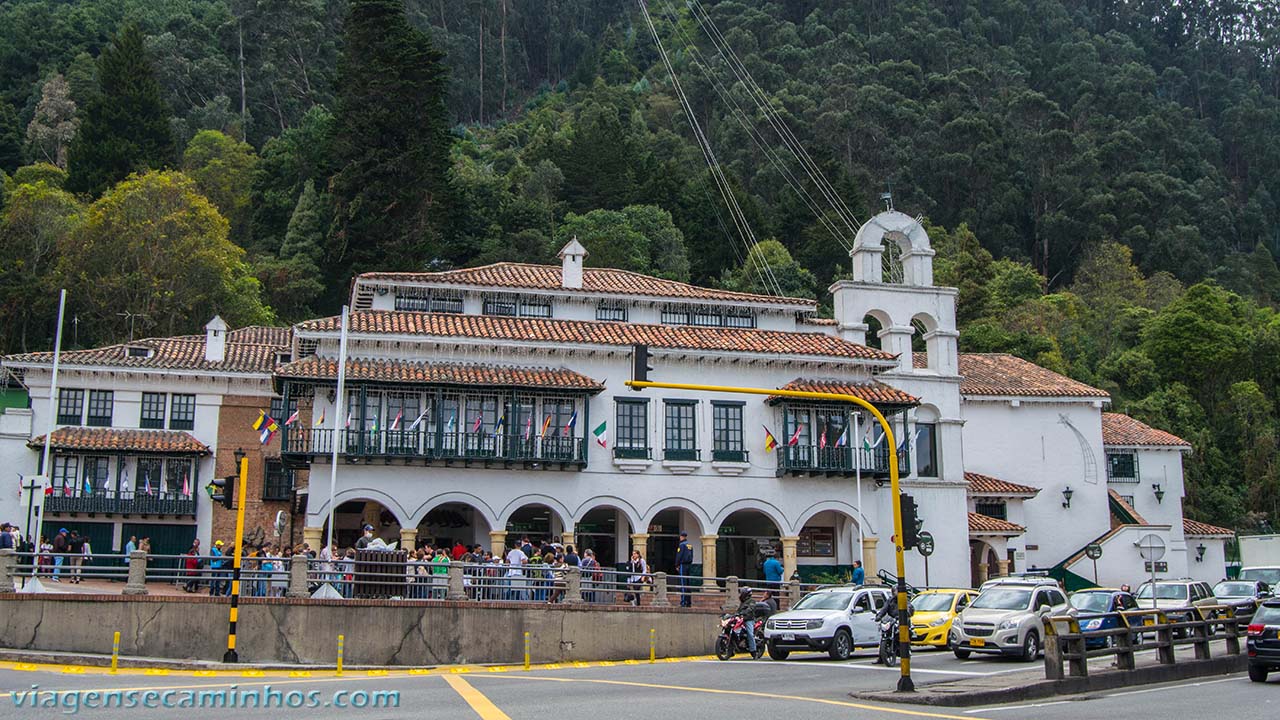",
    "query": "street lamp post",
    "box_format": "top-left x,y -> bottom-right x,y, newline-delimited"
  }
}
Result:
223,448 -> 249,663
626,376 -> 916,692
